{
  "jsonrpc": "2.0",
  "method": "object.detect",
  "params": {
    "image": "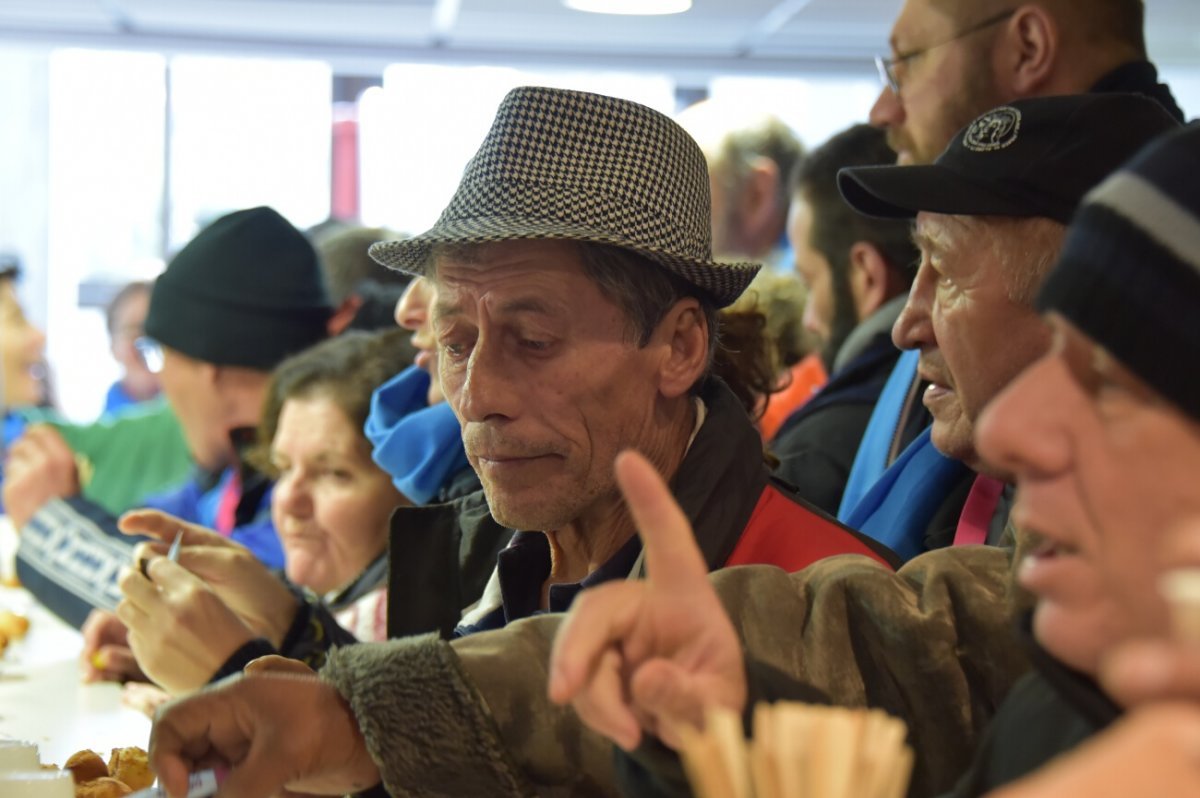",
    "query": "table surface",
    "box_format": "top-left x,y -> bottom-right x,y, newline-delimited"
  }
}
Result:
0,521 -> 152,767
